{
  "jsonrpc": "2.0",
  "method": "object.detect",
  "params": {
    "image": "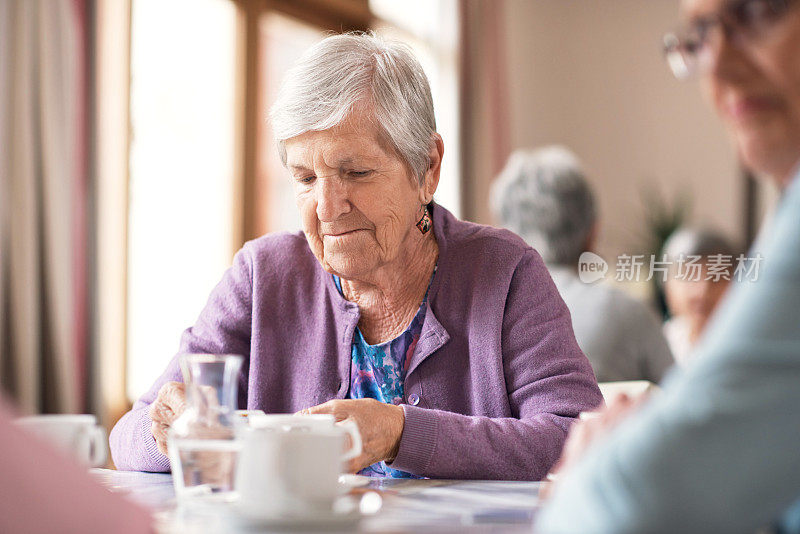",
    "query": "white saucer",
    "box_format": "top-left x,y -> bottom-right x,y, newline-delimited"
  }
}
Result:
234,497 -> 363,530
338,474 -> 372,489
